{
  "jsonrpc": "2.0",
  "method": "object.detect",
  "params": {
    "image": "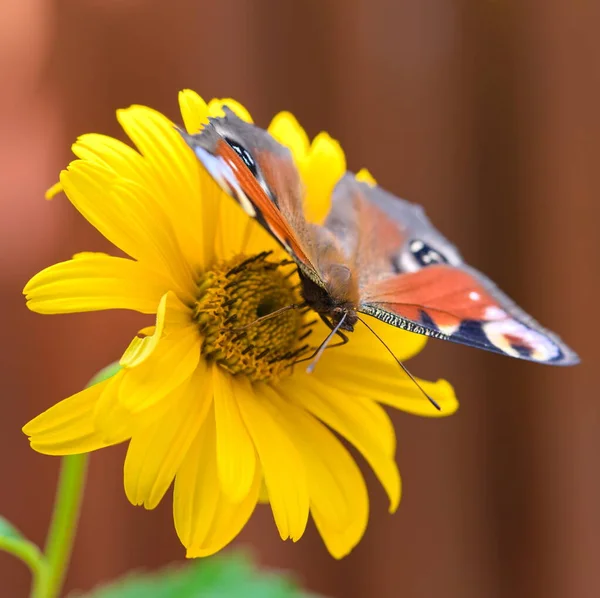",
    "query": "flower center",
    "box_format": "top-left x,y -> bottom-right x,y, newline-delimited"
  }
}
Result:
194,252 -> 311,382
